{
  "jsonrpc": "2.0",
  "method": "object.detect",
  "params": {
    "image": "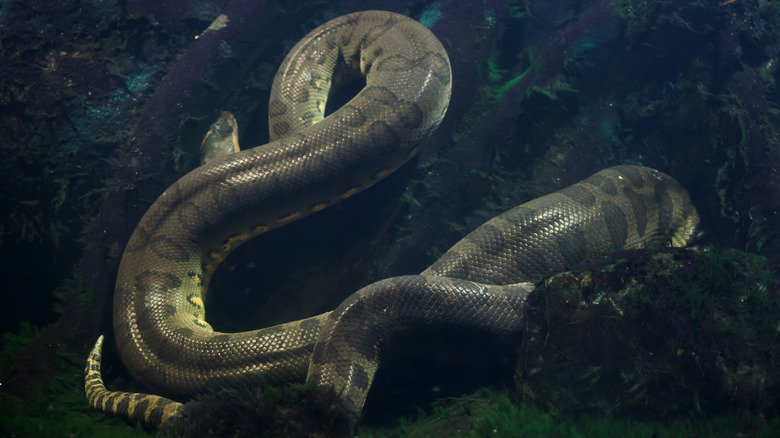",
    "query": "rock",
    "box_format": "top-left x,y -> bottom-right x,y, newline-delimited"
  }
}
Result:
516,248 -> 780,419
